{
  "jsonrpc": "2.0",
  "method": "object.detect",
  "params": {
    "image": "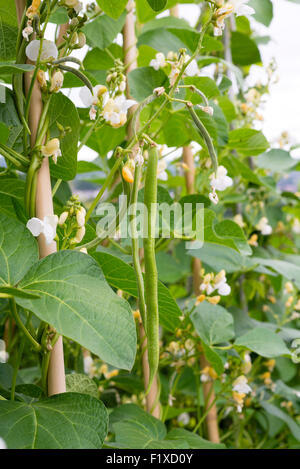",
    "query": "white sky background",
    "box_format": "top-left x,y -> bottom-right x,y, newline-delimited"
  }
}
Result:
178,0 -> 300,145
64,0 -> 300,161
